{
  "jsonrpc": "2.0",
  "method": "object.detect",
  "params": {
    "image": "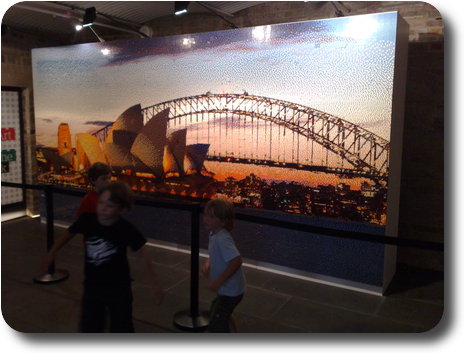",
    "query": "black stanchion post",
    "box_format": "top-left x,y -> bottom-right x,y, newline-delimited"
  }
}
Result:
46,185 -> 55,274
173,204 -> 209,332
190,203 -> 200,318
34,185 -> 69,284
